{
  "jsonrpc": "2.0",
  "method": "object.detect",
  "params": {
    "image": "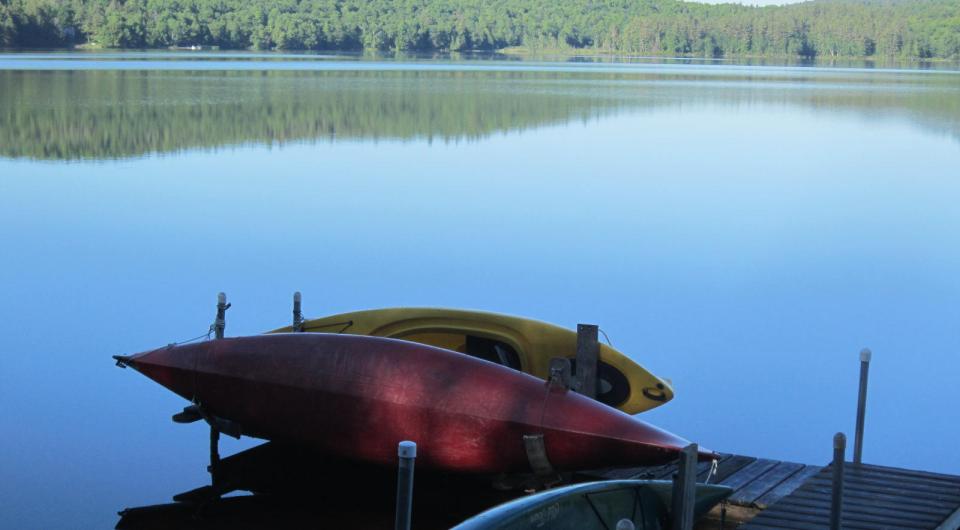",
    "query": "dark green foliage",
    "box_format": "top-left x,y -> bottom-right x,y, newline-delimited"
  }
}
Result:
0,5 -> 15,47
1,0 -> 958,59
